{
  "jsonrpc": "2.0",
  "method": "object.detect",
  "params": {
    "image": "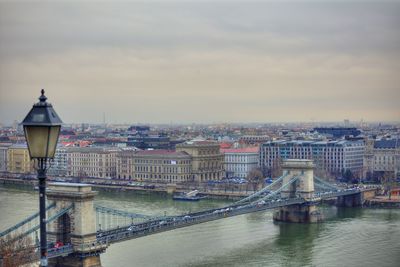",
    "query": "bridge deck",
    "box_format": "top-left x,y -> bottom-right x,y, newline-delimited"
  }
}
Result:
97,188 -> 368,245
